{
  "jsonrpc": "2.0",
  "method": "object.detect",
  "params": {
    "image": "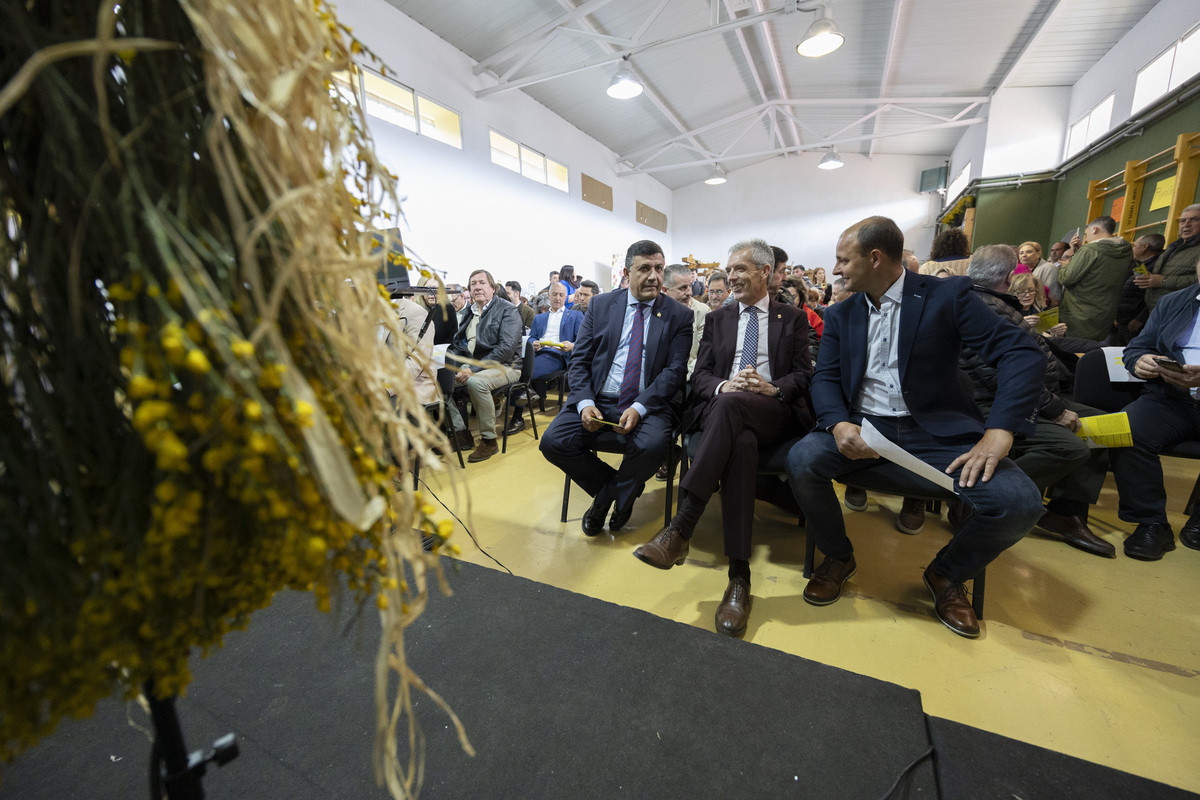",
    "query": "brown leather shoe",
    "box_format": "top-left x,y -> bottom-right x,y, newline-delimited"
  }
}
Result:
896,497 -> 926,535
1036,510 -> 1116,558
655,461 -> 669,481
633,524 -> 689,569
923,565 -> 980,638
467,437 -> 498,463
802,554 -> 856,606
715,576 -> 751,638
